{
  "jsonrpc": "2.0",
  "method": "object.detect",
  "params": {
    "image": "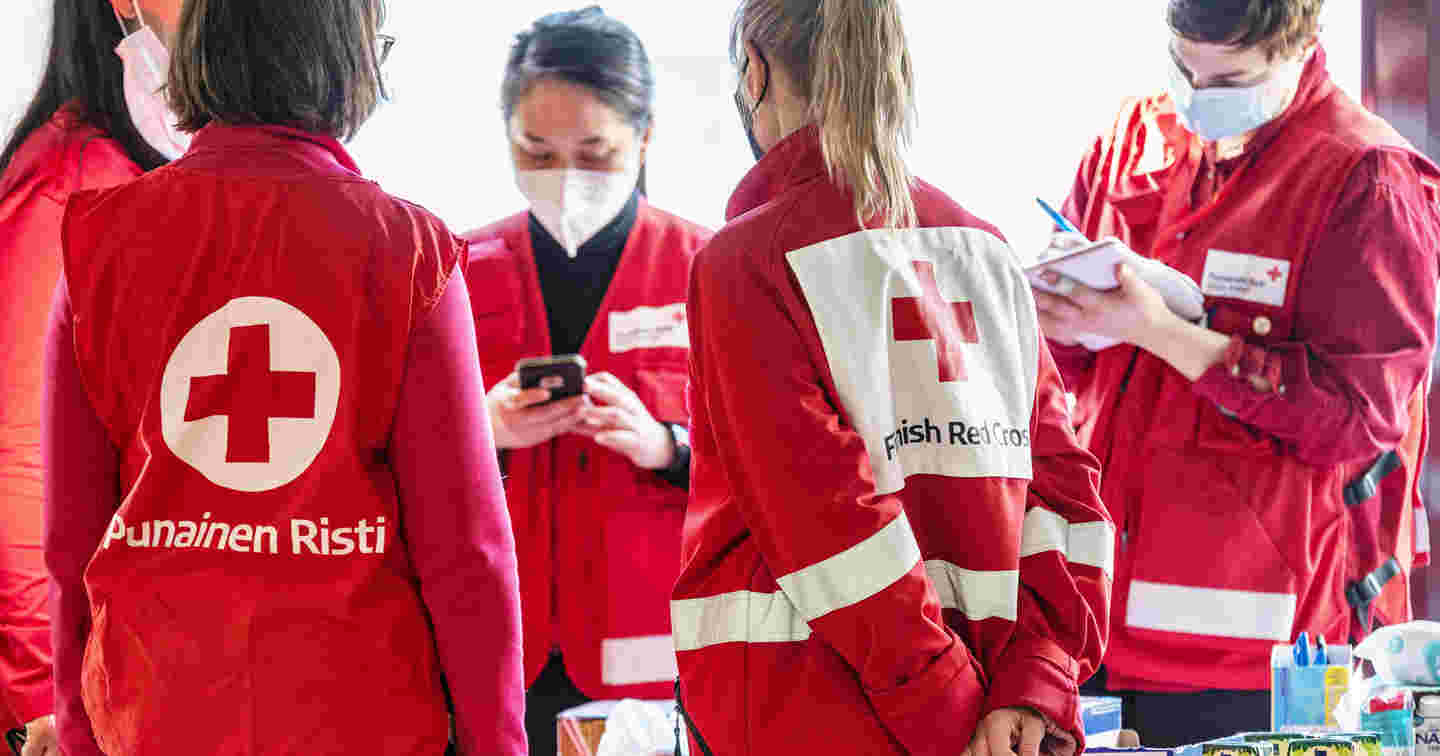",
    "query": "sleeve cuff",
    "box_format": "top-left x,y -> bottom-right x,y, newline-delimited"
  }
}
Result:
1192,335 -> 1288,416
9,686 -> 53,728
868,640 -> 987,756
983,637 -> 1084,752
655,424 -> 691,491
